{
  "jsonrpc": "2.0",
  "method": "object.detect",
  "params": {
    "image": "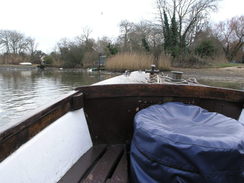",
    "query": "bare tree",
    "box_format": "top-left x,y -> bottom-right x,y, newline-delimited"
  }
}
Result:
0,30 -> 37,55
213,16 -> 244,61
26,37 -> 38,55
156,0 -> 219,48
78,27 -> 93,43
119,20 -> 134,51
8,31 -> 24,54
0,30 -> 11,53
